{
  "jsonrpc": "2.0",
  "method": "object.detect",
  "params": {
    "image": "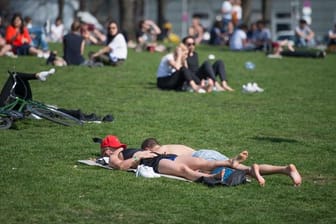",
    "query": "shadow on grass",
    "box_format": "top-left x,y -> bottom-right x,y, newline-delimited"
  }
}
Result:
252,135 -> 298,143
